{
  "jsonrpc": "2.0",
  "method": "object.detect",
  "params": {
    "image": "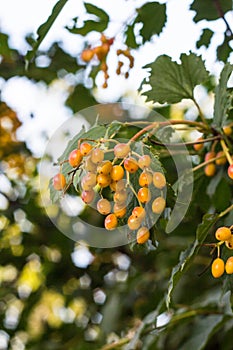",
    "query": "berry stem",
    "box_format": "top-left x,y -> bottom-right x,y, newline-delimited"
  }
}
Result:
220,139 -> 233,165
126,170 -> 143,207
192,154 -> 225,172
150,135 -> 221,148
218,203 -> 233,218
192,98 -> 207,125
